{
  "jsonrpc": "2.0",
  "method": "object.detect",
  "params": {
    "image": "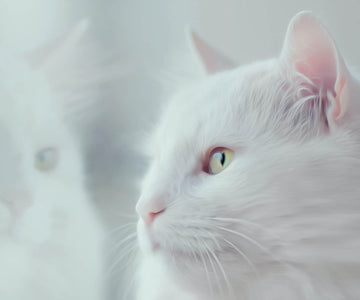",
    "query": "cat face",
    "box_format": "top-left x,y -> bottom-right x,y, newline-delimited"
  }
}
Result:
137,12 -> 360,298
0,50 -> 85,245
